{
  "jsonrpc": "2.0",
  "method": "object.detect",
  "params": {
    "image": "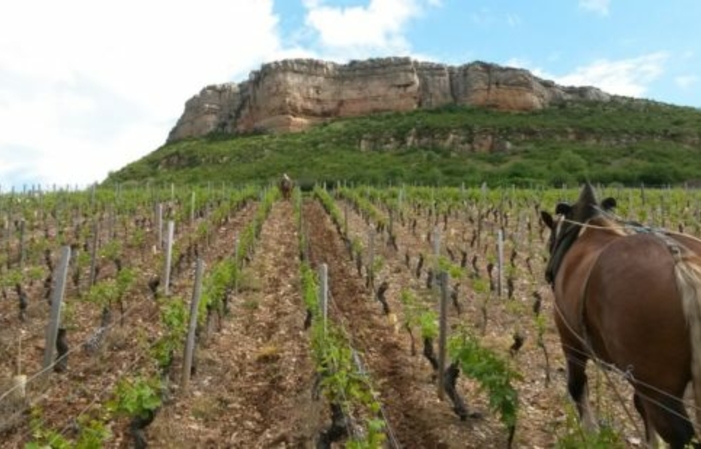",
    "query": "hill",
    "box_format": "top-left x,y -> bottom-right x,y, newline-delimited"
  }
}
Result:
165,58 -> 613,140
106,98 -> 701,187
